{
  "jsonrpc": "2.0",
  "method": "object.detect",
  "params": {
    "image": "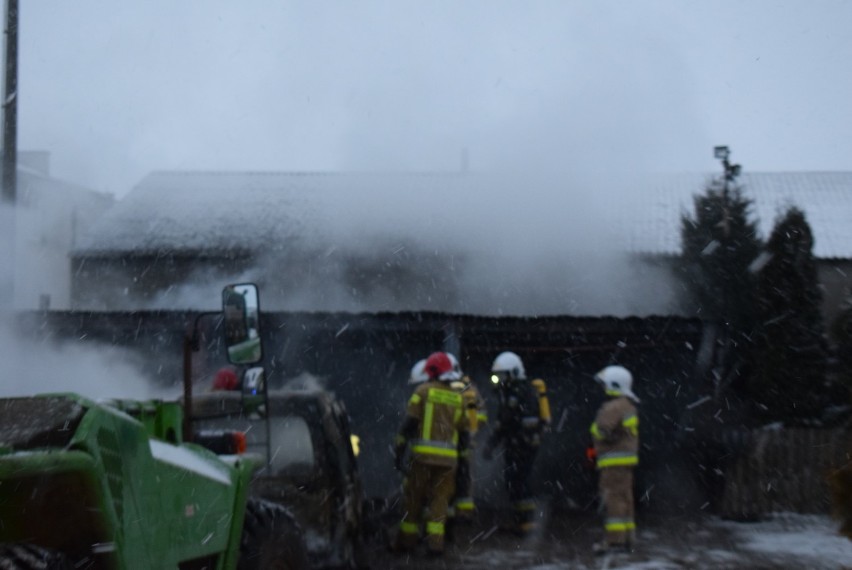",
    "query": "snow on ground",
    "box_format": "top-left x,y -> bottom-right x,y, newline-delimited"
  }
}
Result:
715,513 -> 852,570
370,511 -> 851,569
